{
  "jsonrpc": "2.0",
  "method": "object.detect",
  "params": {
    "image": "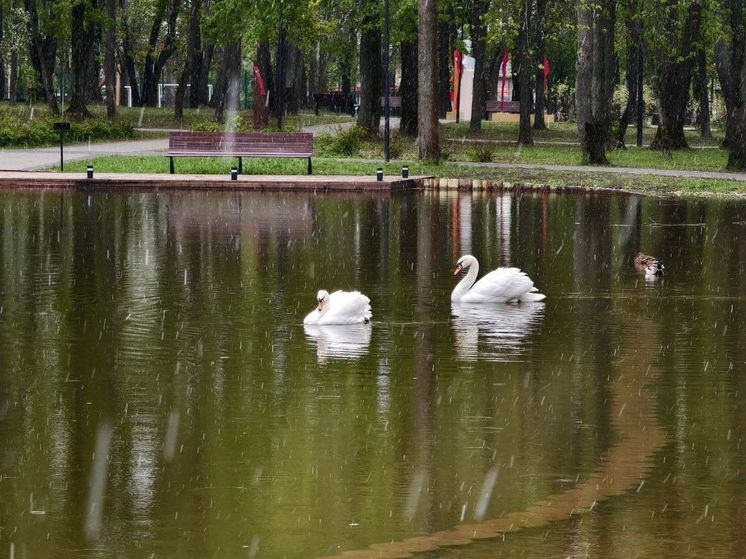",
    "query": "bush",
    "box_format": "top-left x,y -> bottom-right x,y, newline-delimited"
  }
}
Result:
0,110 -> 135,147
469,144 -> 495,163
316,125 -> 368,156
